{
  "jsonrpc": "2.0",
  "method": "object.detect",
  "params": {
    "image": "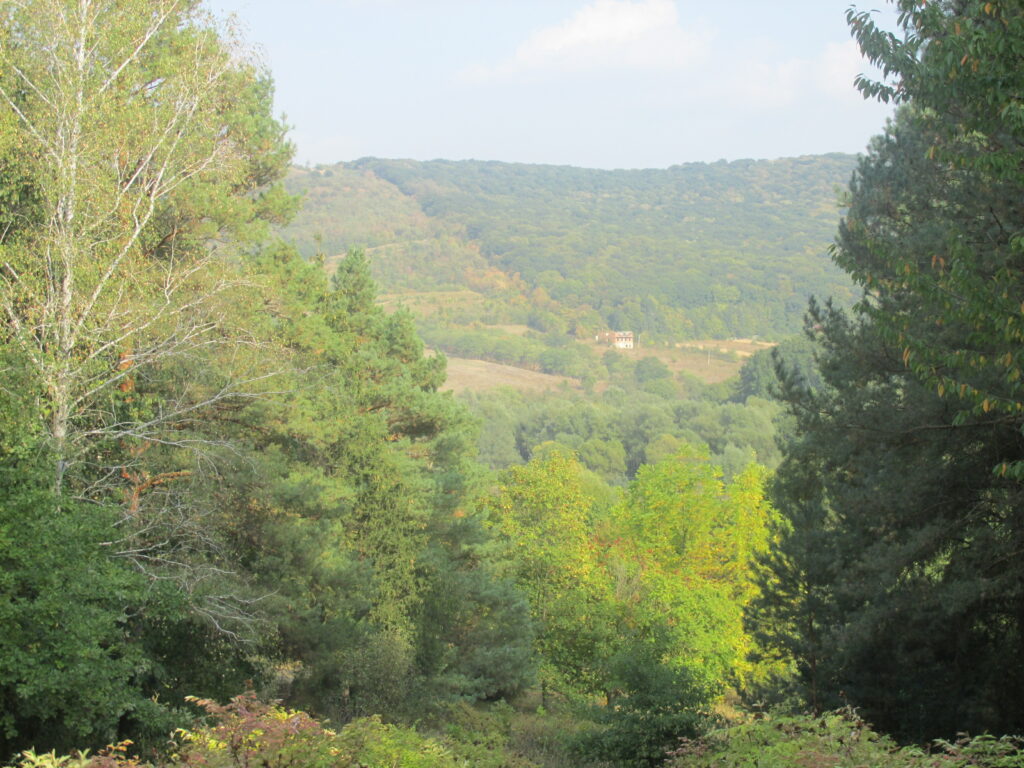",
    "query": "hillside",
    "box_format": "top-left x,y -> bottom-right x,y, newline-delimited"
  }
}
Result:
281,155 -> 859,342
